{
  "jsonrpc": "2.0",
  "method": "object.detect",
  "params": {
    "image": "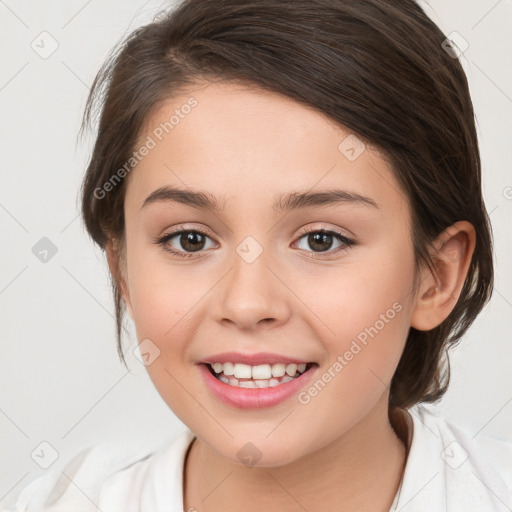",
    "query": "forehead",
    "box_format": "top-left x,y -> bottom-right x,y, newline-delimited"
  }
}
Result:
126,80 -> 408,215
